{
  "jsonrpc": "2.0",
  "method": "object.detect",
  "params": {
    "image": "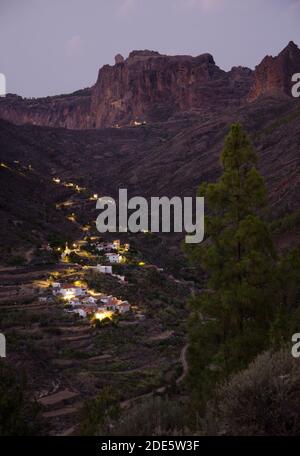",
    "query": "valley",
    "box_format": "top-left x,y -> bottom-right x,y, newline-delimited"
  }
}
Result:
1,40 -> 300,436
